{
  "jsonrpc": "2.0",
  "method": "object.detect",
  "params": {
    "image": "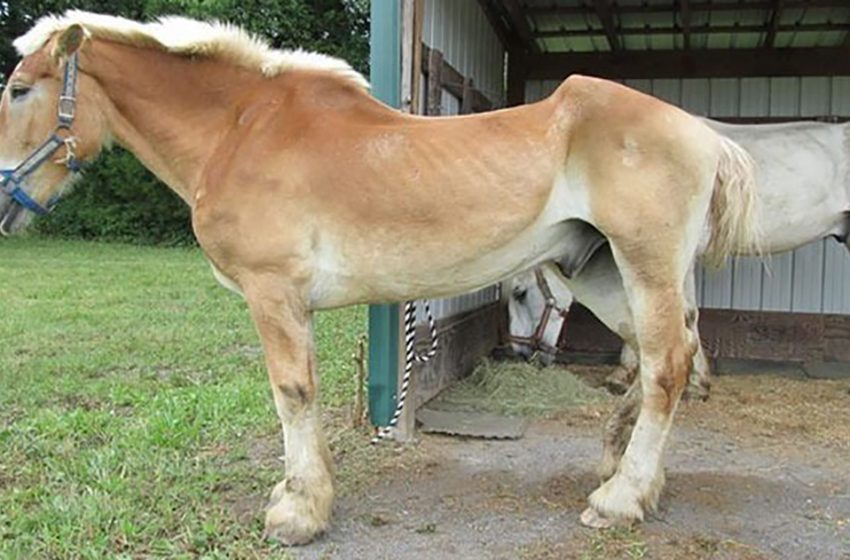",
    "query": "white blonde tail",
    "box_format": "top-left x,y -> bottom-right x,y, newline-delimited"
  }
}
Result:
705,136 -> 760,266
